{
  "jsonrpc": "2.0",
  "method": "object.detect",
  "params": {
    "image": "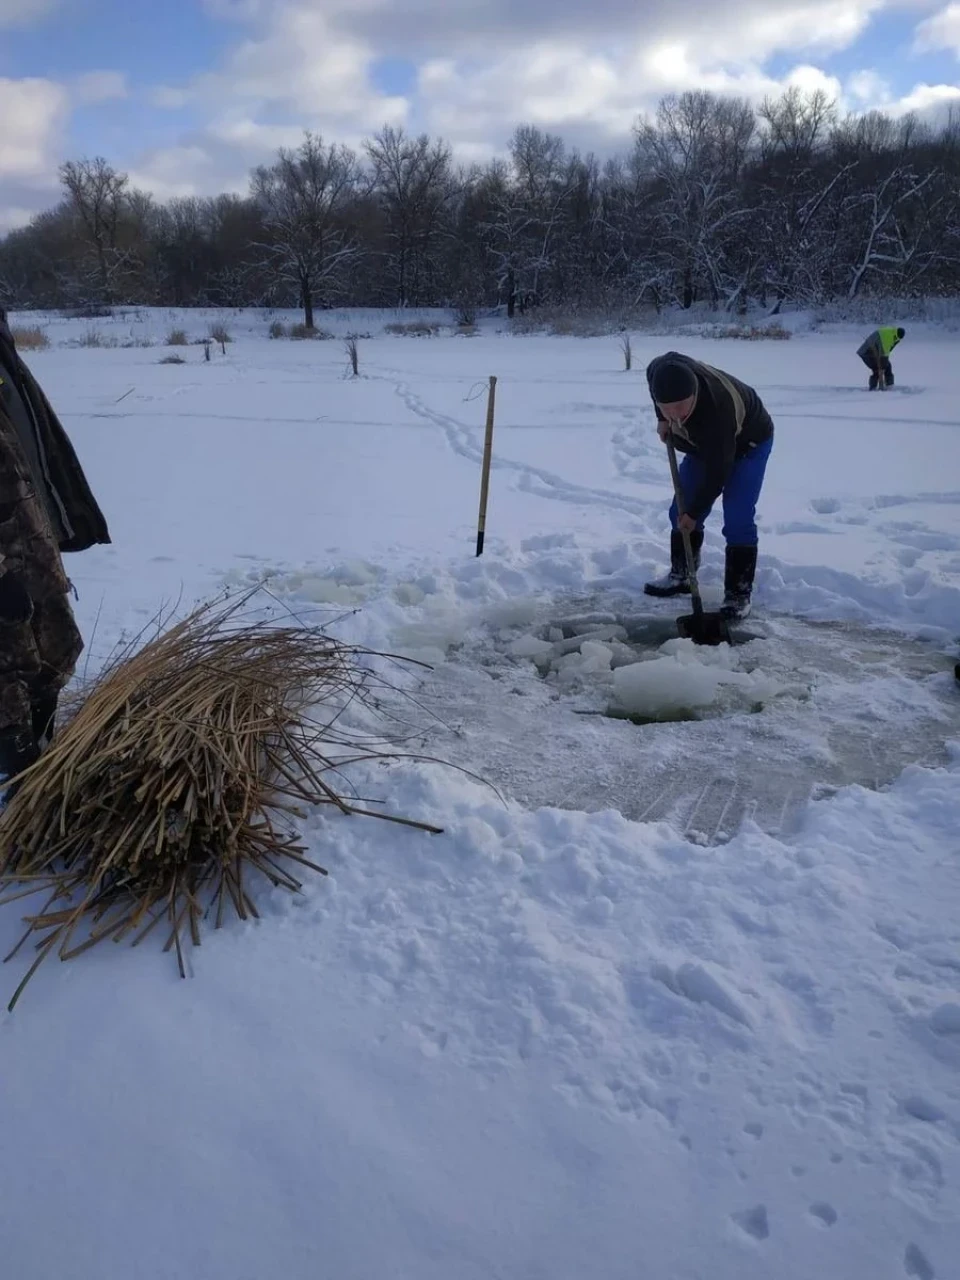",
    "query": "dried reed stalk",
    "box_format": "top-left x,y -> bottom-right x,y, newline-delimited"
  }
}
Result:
0,594 -> 443,1009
